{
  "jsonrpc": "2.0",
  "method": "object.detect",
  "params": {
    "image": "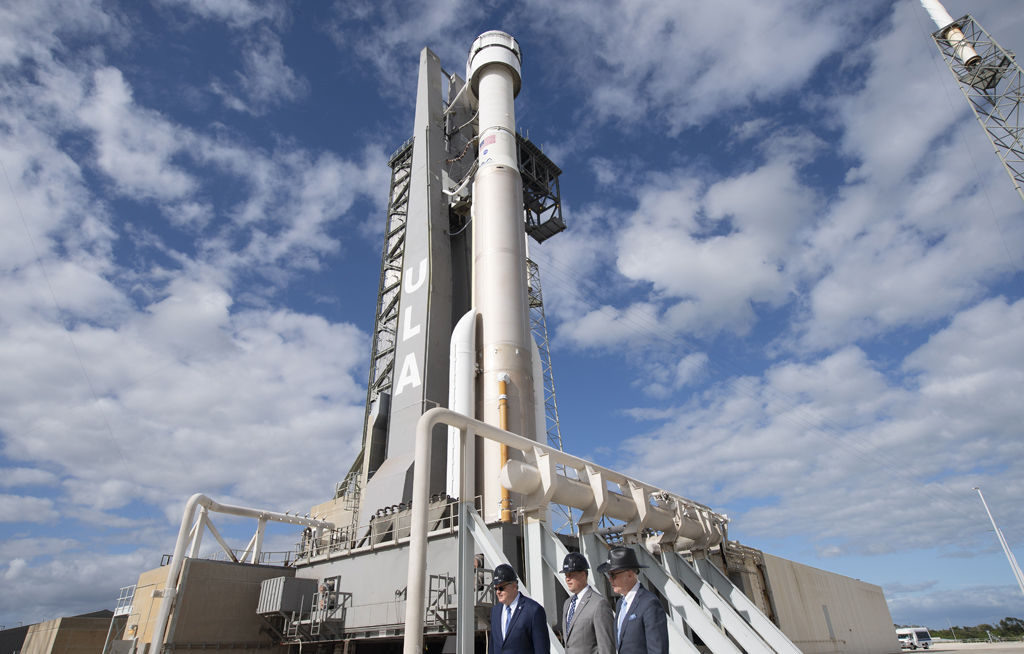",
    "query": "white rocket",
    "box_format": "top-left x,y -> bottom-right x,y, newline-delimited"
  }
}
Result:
468,32 -> 536,513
